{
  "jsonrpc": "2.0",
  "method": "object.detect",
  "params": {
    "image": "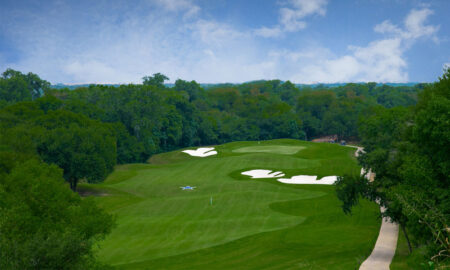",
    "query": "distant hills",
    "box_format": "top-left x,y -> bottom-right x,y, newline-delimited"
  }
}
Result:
51,82 -> 420,90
